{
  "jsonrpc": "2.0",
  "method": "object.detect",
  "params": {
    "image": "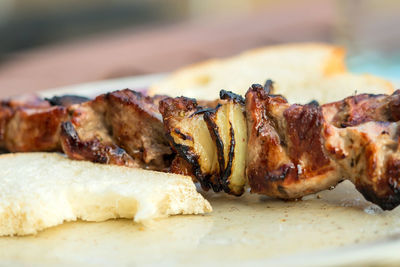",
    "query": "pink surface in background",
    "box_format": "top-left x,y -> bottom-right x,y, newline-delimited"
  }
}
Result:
0,1 -> 335,98
0,0 -> 399,98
